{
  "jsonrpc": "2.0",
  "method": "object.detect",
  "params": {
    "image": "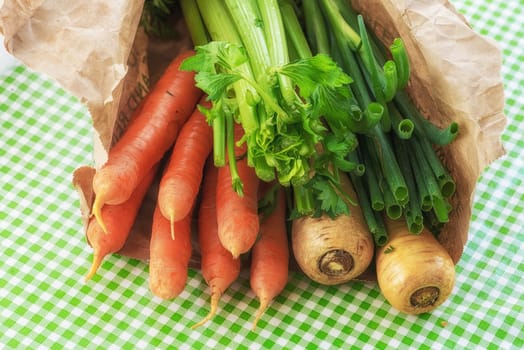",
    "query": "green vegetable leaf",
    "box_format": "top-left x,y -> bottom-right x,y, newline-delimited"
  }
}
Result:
309,83 -> 353,122
181,41 -> 248,73
194,71 -> 242,100
325,130 -> 356,155
348,102 -> 384,134
278,54 -> 358,133
382,60 -> 398,102
310,175 -> 350,218
278,54 -> 352,98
